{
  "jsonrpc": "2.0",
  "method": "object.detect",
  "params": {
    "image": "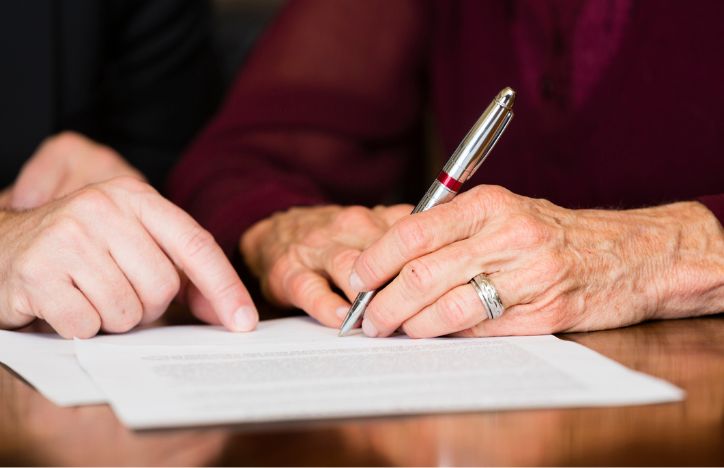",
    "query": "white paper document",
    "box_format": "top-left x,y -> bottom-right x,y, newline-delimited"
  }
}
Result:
0,319 -> 334,406
0,329 -> 105,406
74,318 -> 684,429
